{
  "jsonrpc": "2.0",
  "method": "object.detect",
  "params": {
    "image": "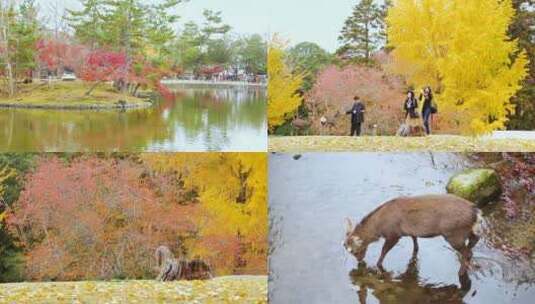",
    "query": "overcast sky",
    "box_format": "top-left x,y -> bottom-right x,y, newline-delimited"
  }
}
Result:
264,0 -> 355,52
37,0 -> 357,52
